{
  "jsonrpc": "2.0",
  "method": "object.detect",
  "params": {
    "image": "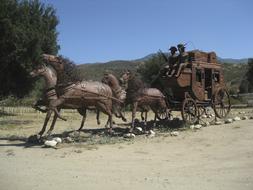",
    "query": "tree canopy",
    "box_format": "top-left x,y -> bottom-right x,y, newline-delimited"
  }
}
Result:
239,59 -> 253,93
0,0 -> 59,98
